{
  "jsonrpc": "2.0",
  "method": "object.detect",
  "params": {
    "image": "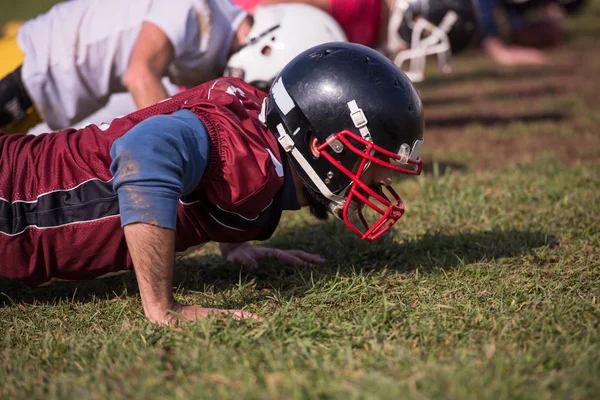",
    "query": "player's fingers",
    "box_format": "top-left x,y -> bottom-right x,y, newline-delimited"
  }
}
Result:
230,309 -> 263,322
286,250 -> 326,263
251,246 -> 285,261
251,247 -> 324,266
271,250 -> 314,266
209,308 -> 262,322
228,253 -> 258,269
